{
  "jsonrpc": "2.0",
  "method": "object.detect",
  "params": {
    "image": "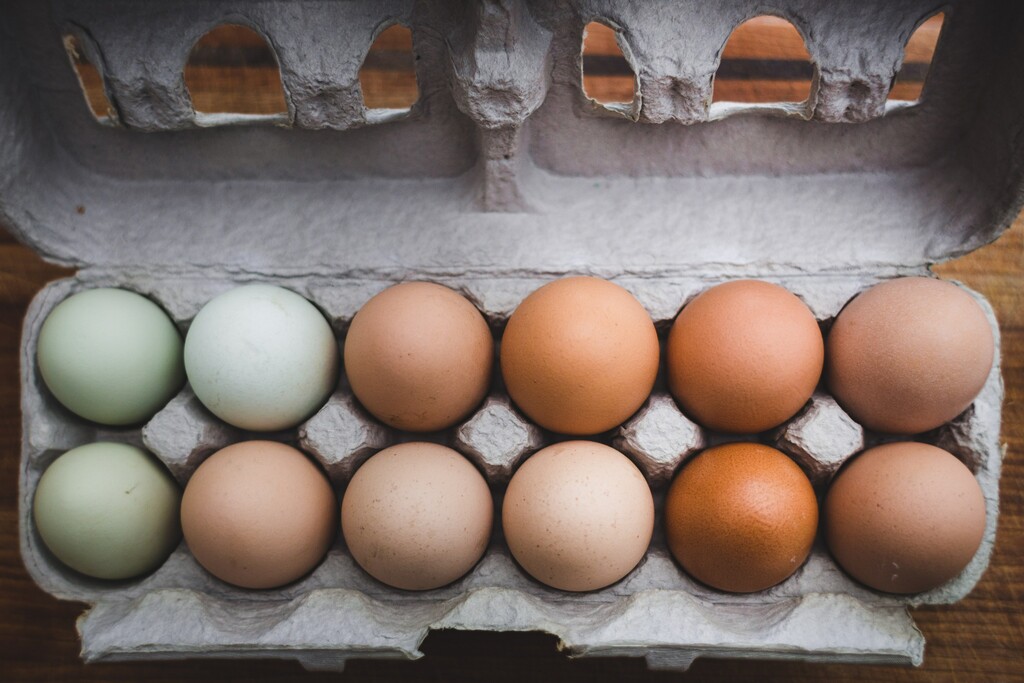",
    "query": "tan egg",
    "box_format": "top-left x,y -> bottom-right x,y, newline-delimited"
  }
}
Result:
667,280 -> 823,433
827,277 -> 994,434
341,442 -> 493,590
824,442 -> 986,594
502,441 -> 654,591
344,282 -> 493,432
664,443 -> 818,593
181,441 -> 336,589
500,277 -> 659,435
